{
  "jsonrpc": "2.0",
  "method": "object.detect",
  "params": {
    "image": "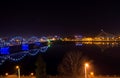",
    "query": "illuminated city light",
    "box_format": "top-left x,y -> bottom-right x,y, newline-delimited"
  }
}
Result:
22,44 -> 29,51
0,36 -> 50,65
90,72 -> 94,76
30,73 -> 34,76
5,73 -> 8,76
0,47 -> 10,54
